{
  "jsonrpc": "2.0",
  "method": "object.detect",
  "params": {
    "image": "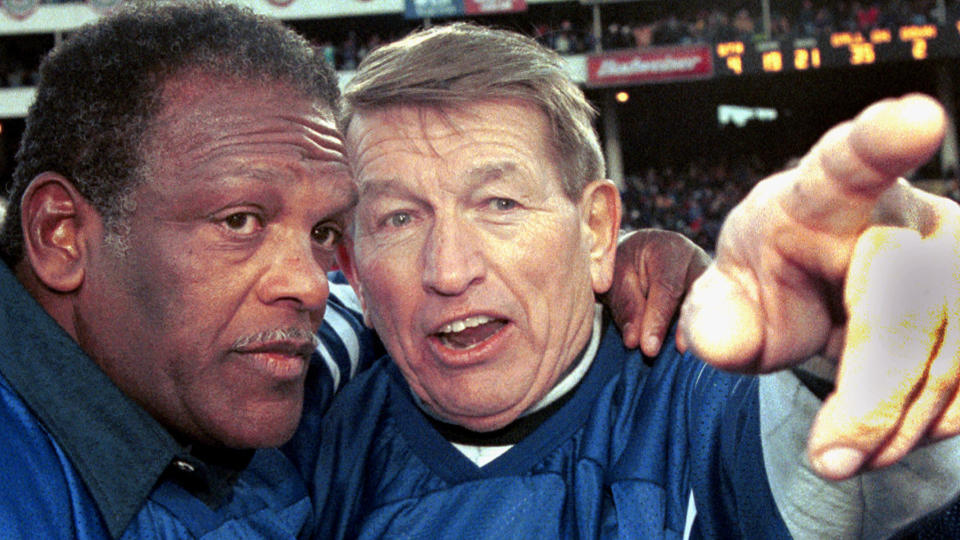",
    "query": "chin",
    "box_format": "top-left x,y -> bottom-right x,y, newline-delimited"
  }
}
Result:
219,421 -> 300,449
442,406 -> 524,433
213,404 -> 303,449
